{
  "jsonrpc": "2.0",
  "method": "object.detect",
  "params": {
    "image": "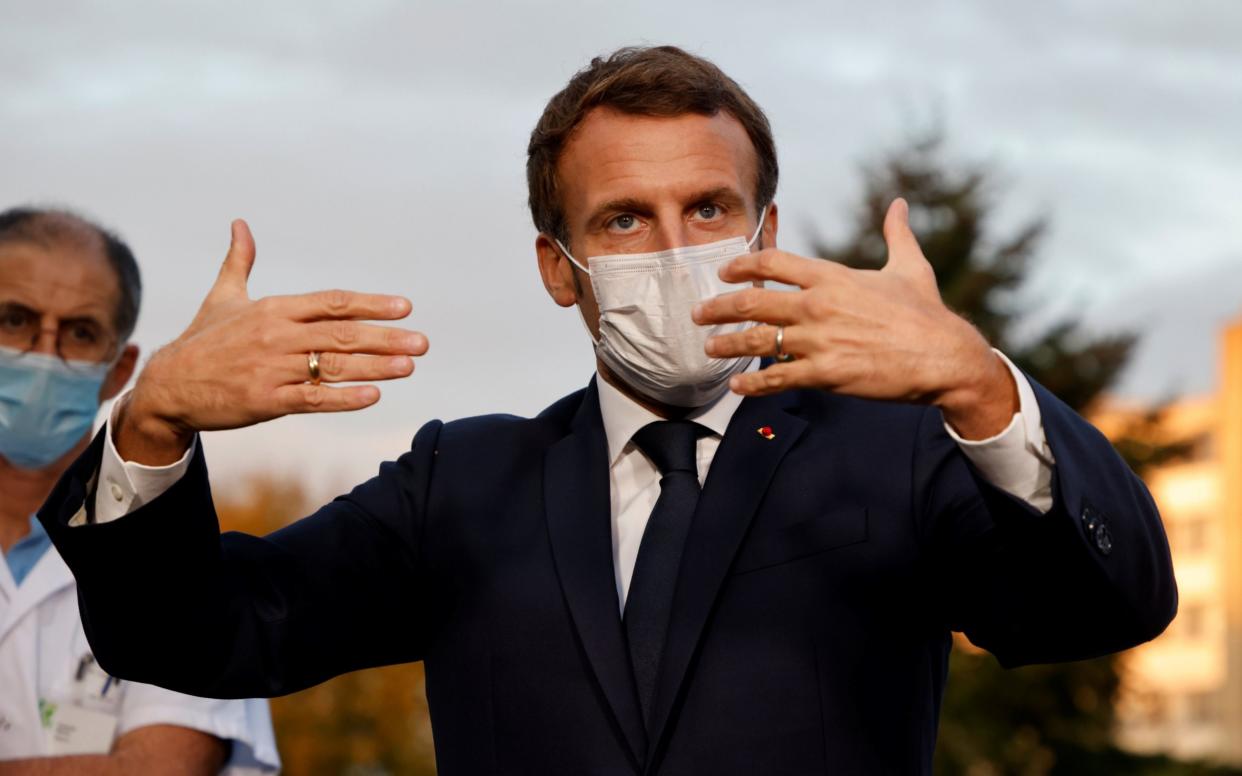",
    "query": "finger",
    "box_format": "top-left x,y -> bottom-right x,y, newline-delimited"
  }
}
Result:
274,383 -> 381,415
728,360 -> 820,397
706,324 -> 811,359
881,198 -> 927,274
692,286 -> 801,326
213,219 -> 257,294
287,352 -> 415,384
269,289 -> 414,322
717,249 -> 827,288
301,321 -> 429,356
